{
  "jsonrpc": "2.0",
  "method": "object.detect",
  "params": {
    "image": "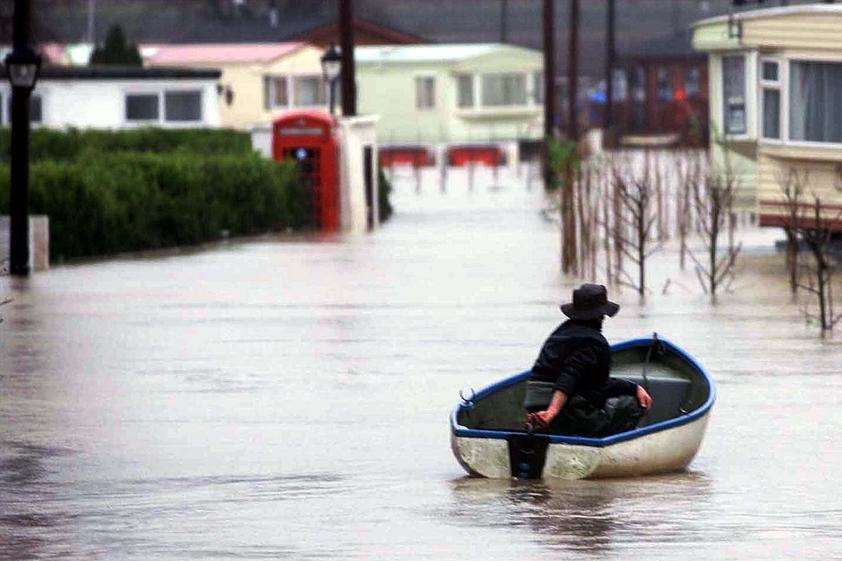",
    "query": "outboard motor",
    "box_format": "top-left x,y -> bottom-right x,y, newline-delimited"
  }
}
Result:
507,429 -> 549,479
